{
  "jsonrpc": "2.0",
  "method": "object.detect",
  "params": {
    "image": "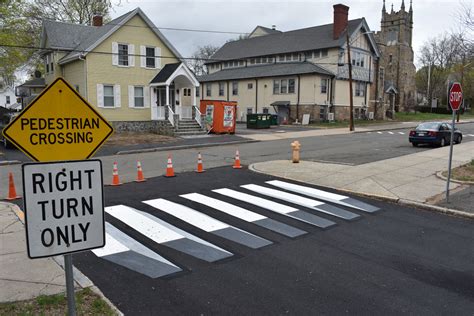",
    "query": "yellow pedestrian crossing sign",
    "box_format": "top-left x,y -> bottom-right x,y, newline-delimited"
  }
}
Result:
2,78 -> 113,161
